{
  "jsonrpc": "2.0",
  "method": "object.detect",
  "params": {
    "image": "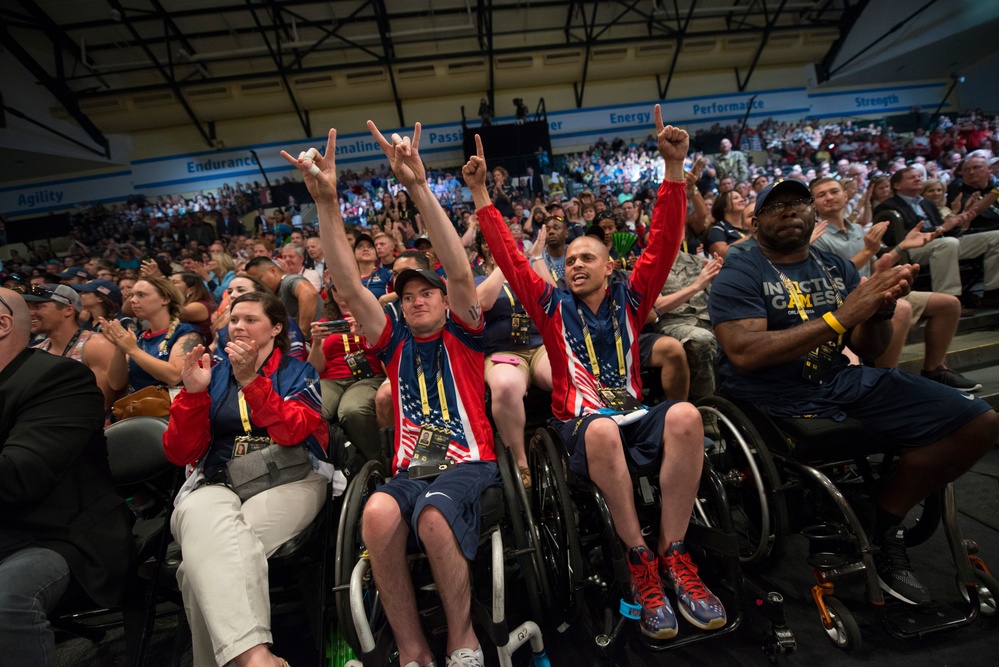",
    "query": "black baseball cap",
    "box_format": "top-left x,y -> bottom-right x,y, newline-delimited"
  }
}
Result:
753,179 -> 812,217
393,268 -> 447,296
354,233 -> 375,250
413,234 -> 433,249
